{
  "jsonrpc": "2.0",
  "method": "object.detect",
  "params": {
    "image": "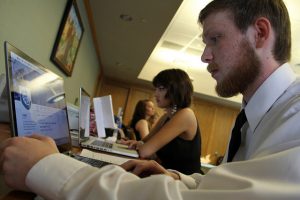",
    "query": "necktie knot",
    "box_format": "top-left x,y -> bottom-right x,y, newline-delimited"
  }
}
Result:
227,109 -> 247,162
